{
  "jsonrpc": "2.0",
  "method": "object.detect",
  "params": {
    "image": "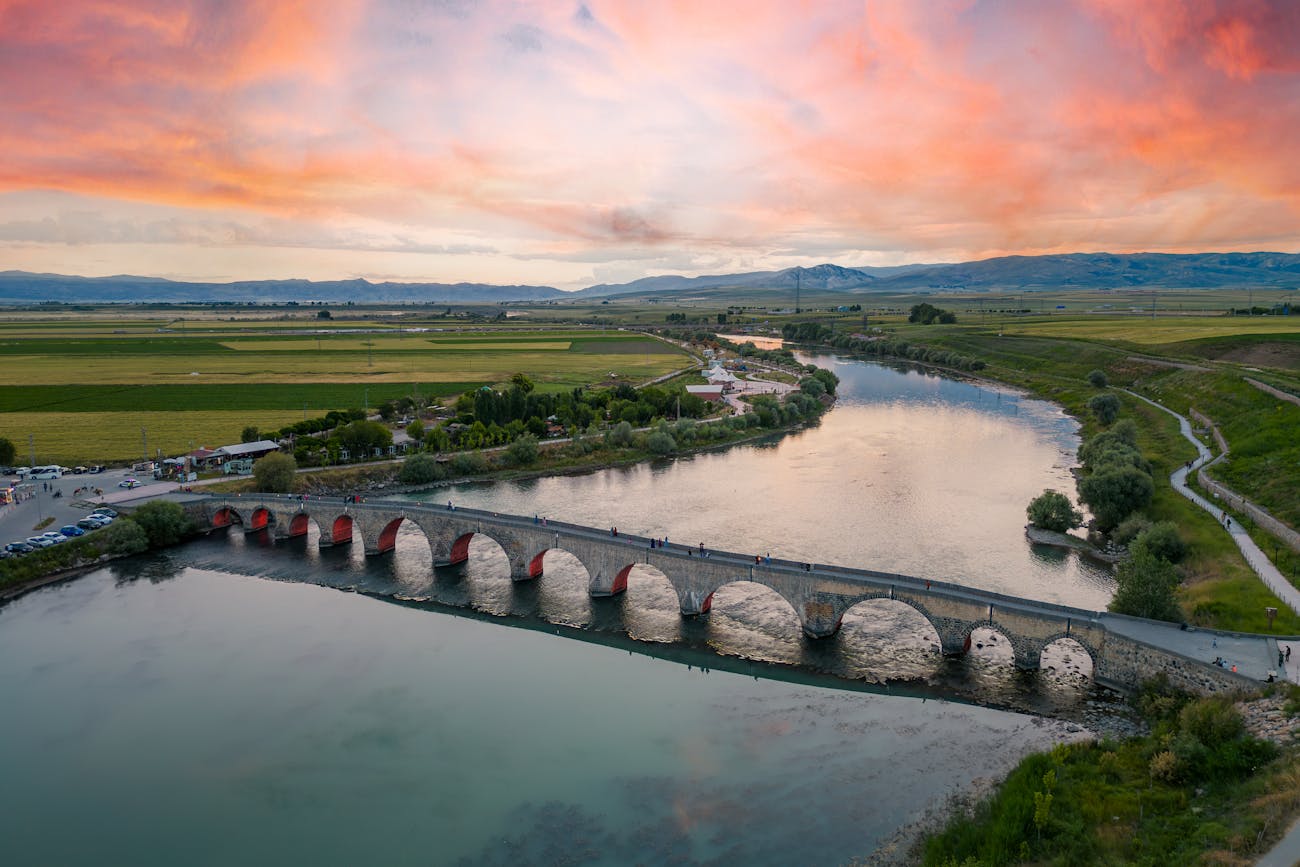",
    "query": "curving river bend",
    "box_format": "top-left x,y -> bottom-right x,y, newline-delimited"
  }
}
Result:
0,354 -> 1122,866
